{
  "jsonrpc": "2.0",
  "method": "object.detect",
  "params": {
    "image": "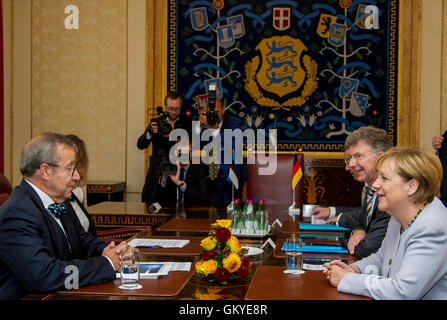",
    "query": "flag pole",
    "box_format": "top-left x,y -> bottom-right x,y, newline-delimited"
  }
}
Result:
292,150 -> 296,207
